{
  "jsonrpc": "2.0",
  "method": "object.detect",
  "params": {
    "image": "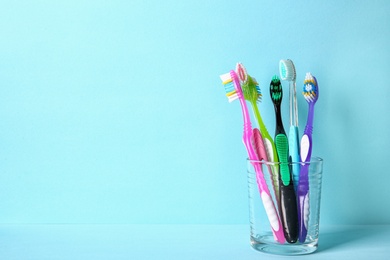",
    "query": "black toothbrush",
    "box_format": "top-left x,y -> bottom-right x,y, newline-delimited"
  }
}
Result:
270,75 -> 299,243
